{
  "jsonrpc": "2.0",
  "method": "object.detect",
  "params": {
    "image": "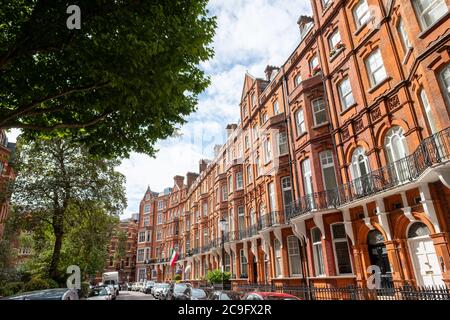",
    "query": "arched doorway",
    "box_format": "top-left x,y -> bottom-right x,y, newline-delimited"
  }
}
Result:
407,222 -> 444,286
367,230 -> 393,288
